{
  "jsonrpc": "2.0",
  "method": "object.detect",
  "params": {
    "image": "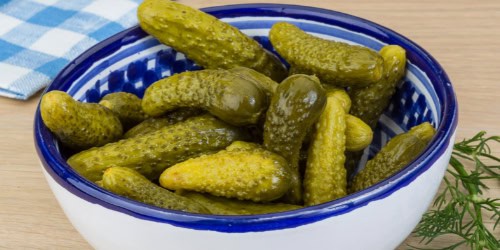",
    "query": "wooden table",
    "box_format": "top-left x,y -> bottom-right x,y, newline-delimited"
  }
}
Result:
1,0 -> 498,249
